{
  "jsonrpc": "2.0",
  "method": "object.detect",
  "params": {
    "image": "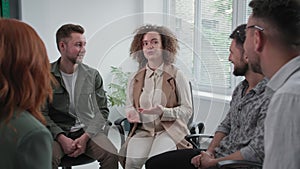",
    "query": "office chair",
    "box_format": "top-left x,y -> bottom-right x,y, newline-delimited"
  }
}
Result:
114,81 -> 205,168
185,134 -> 262,169
58,121 -> 112,169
